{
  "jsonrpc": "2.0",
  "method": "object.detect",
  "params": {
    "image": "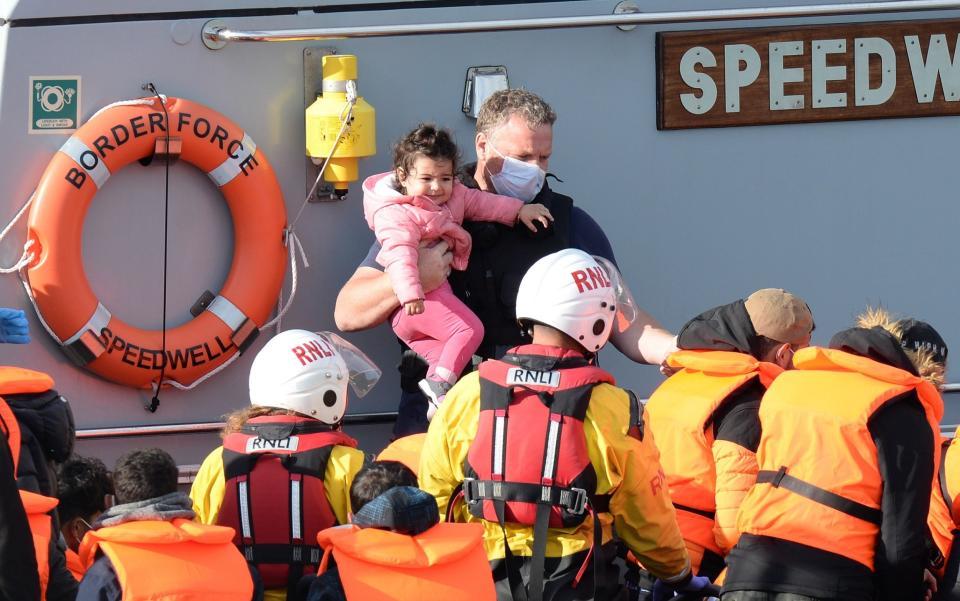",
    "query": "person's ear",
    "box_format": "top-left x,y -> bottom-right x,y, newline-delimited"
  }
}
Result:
774,343 -> 795,369
475,131 -> 488,158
